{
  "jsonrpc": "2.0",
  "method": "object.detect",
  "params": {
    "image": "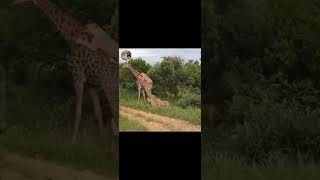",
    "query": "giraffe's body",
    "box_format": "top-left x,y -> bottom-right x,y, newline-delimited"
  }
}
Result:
68,44 -> 118,142
14,0 -> 119,145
